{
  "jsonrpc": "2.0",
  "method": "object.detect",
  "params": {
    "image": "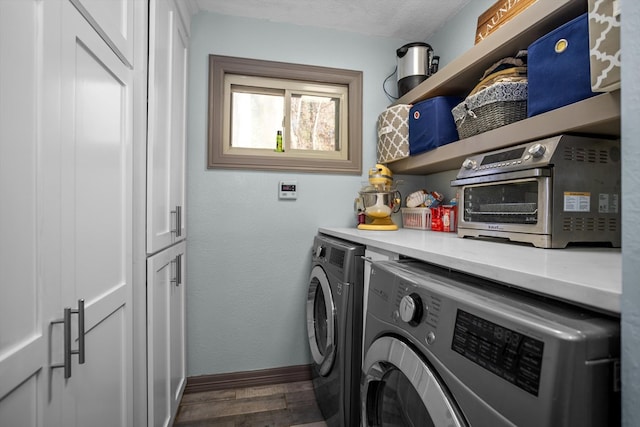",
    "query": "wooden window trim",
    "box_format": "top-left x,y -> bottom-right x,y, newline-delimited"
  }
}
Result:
207,54 -> 363,174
